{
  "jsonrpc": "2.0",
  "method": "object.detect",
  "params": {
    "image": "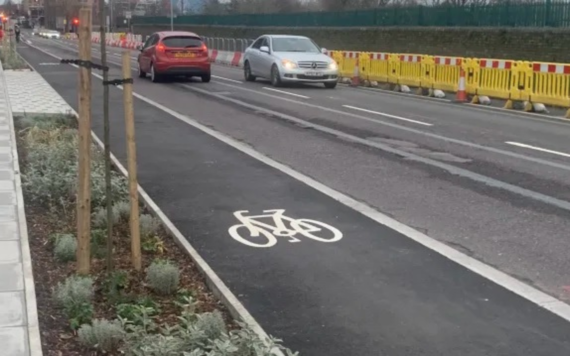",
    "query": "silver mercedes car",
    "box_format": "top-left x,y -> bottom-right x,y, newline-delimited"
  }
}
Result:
243,35 -> 339,89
